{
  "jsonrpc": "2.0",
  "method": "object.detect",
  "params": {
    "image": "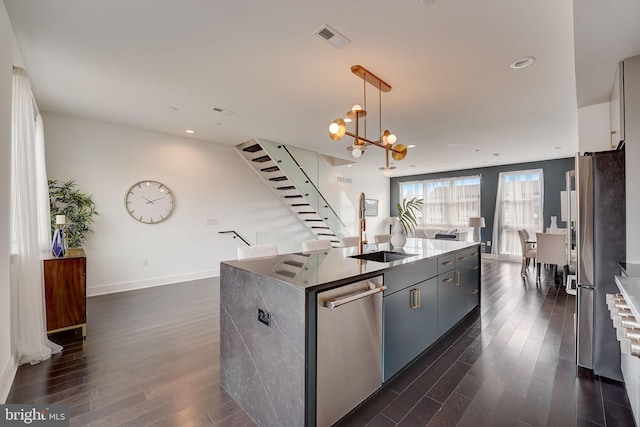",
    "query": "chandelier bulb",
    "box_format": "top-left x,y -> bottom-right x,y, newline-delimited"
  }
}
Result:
329,118 -> 347,141
352,147 -> 363,158
351,104 -> 362,112
382,130 -> 397,146
387,133 -> 397,144
383,167 -> 392,177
